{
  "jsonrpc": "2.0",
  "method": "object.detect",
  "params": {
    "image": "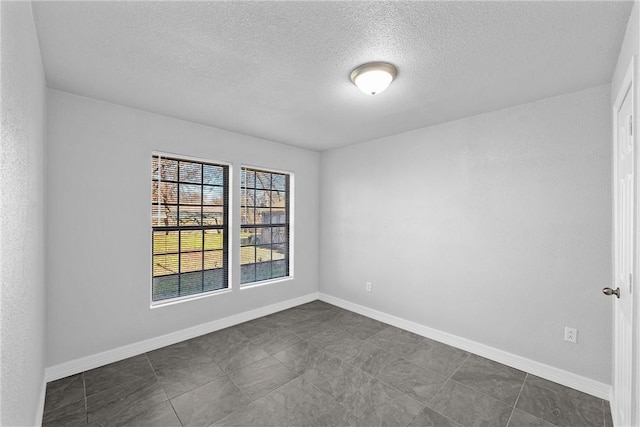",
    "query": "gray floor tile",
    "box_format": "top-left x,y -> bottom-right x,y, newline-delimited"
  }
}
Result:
451,354 -> 525,406
212,339 -> 270,373
350,335 -> 446,404
146,339 -> 216,372
193,327 -> 250,357
295,300 -> 339,314
429,380 -> 513,427
366,326 -> 425,357
308,403 -> 361,427
211,397 -> 288,426
229,356 -> 297,400
525,375 -> 603,404
258,375 -> 338,426
302,352 -> 374,403
120,401 -> 181,427
515,376 -> 604,427
507,409 -> 556,427
44,373 -> 85,414
250,327 -> 302,355
155,358 -> 225,399
330,311 -> 388,340
341,375 -> 425,427
43,398 -> 87,427
266,307 -> 317,328
264,377 -> 336,425
284,316 -> 332,339
234,316 -> 279,339
217,375 -> 336,426
375,357 -> 448,404
310,306 -> 349,323
308,328 -> 366,361
404,340 -> 469,377
272,340 -> 329,374
604,400 -> 613,427
171,376 -> 250,427
86,376 -> 168,427
409,407 -> 463,427
84,355 -> 155,397
347,340 -> 400,377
